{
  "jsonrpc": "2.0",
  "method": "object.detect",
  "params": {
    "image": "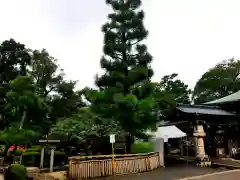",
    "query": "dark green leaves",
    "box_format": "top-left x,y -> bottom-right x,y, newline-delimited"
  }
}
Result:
193,58 -> 240,104
0,39 -> 31,83
50,108 -> 122,141
92,0 -> 156,135
153,73 -> 191,121
6,76 -> 50,130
